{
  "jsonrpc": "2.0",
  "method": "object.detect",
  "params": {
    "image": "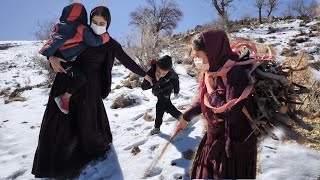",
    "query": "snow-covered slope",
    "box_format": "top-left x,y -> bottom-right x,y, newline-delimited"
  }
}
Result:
0,19 -> 319,180
0,41 -> 47,92
232,19 -> 319,63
